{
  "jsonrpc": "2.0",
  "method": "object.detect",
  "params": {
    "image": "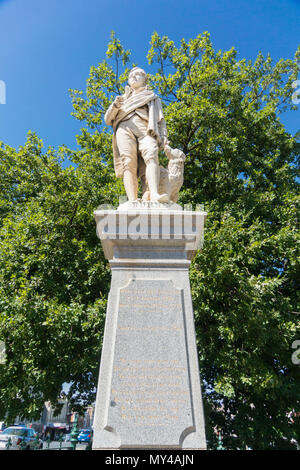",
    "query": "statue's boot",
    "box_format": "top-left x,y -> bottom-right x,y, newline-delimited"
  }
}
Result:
146,162 -> 169,203
151,193 -> 169,203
